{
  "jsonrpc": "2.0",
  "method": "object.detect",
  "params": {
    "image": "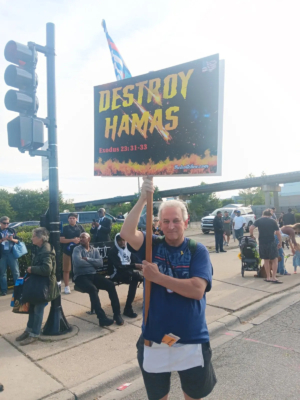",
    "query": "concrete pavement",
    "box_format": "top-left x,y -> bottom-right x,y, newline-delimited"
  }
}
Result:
120,295 -> 300,400
0,232 -> 299,399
